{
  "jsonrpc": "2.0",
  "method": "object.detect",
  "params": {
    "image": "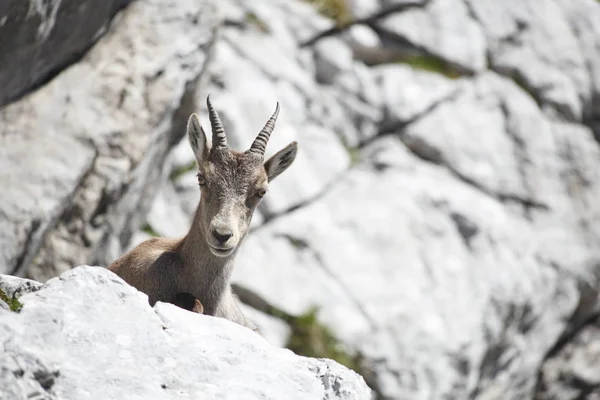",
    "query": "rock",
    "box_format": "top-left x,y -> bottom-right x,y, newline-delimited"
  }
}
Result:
0,136 -> 96,277
5,0 -> 600,399
400,71 -> 600,224
145,180 -> 192,239
173,170 -> 201,218
259,123 -> 350,217
240,303 -> 292,348
373,63 -> 462,130
233,71 -> 600,398
345,25 -> 382,50
0,274 -> 42,299
376,0 -> 487,73
166,137 -> 197,178
0,0 -> 219,278
0,266 -> 372,400
0,0 -> 132,108
124,230 -> 154,253
382,0 -> 430,5
466,0 -> 594,121
537,320 -> 600,400
553,0 -> 600,122
346,0 -> 380,19
196,16 -> 352,217
314,37 -> 354,84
